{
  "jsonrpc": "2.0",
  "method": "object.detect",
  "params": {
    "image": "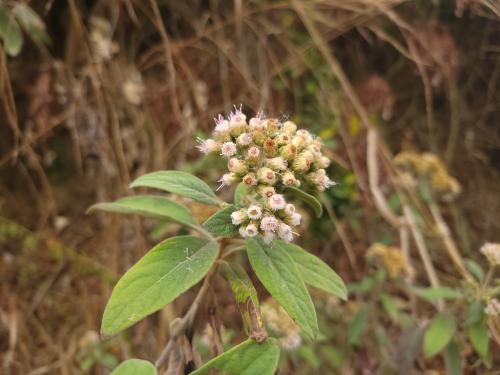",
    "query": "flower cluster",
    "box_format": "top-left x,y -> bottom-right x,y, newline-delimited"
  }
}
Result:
485,298 -> 500,317
480,242 -> 500,267
394,151 -> 461,201
198,106 -> 336,243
